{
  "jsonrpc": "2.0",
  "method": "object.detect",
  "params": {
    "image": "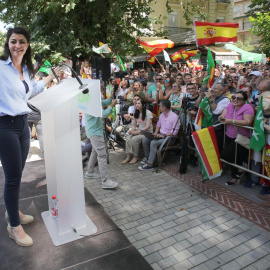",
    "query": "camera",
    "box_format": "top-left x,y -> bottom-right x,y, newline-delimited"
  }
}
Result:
181,93 -> 192,109
118,96 -> 125,102
34,54 -> 43,64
